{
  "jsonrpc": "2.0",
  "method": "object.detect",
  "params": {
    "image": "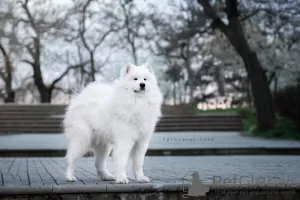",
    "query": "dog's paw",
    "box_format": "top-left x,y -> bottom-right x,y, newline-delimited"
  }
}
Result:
115,175 -> 129,184
97,170 -> 115,181
66,174 -> 77,182
101,173 -> 115,181
136,175 -> 150,183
